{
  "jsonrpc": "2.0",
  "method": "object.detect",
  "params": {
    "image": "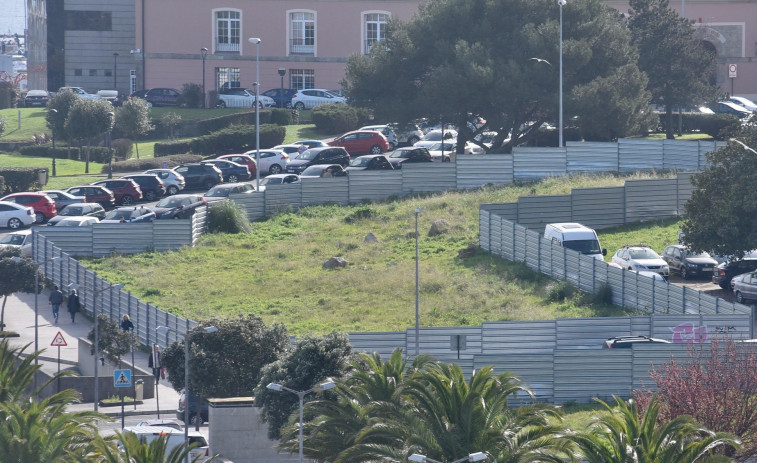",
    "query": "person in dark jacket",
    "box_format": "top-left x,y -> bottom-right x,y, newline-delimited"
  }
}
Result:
48,285 -> 64,324
67,289 -> 80,323
147,344 -> 162,384
120,314 -> 134,332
